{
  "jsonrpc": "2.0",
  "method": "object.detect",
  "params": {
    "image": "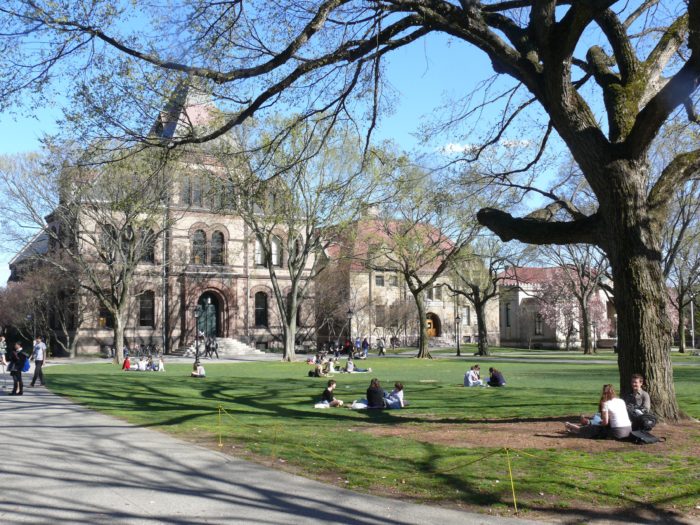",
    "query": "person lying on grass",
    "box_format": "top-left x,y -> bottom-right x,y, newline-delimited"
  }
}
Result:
344,358 -> 371,373
565,384 -> 632,440
320,379 -> 344,407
